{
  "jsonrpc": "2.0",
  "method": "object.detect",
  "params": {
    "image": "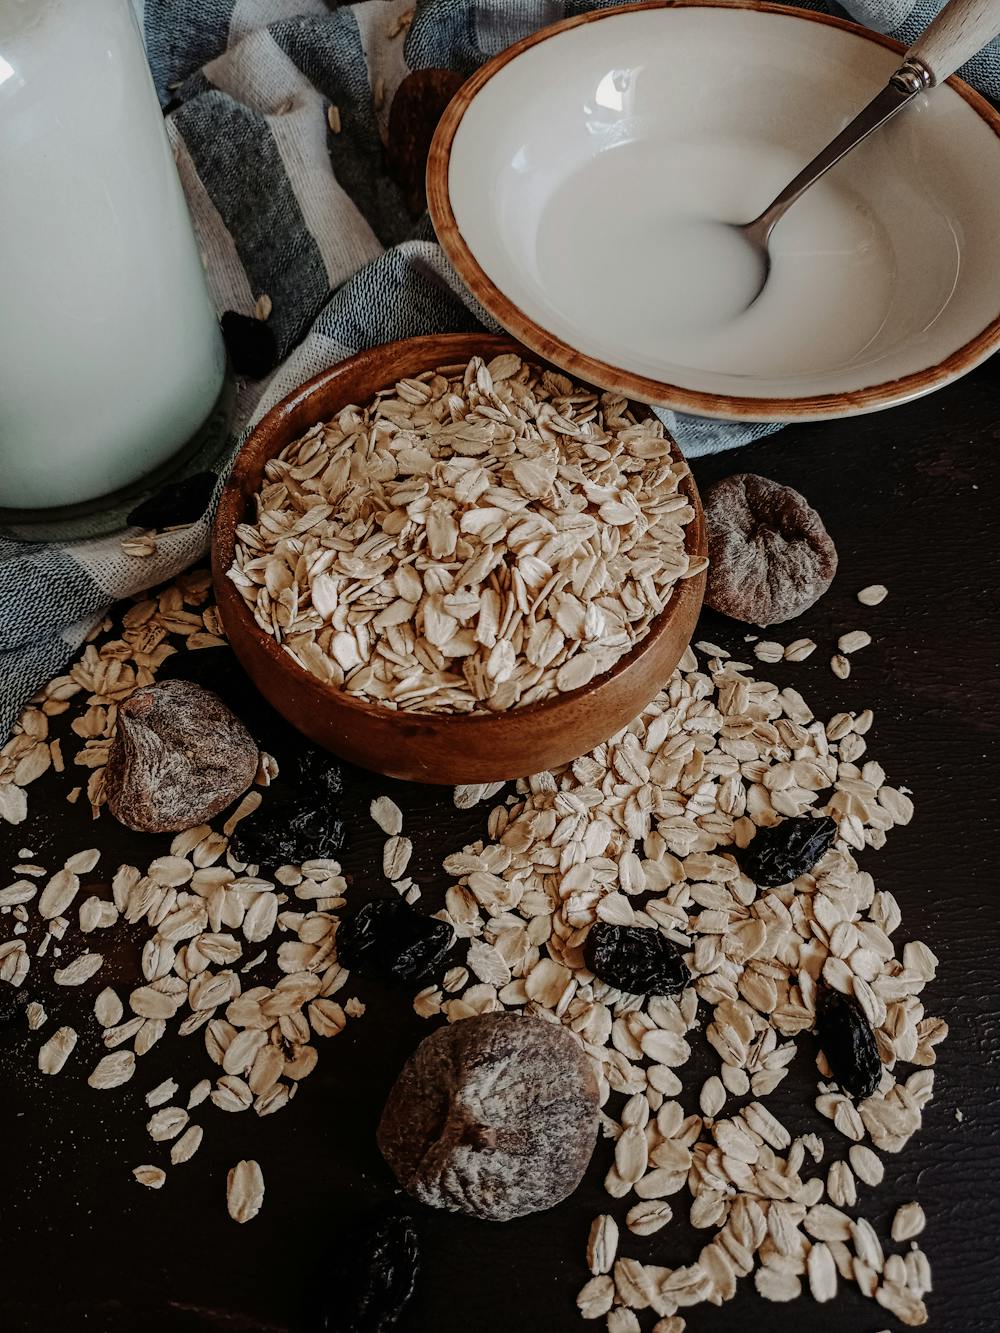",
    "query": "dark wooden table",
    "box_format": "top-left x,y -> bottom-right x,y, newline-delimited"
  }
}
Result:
2,359 -> 998,1333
